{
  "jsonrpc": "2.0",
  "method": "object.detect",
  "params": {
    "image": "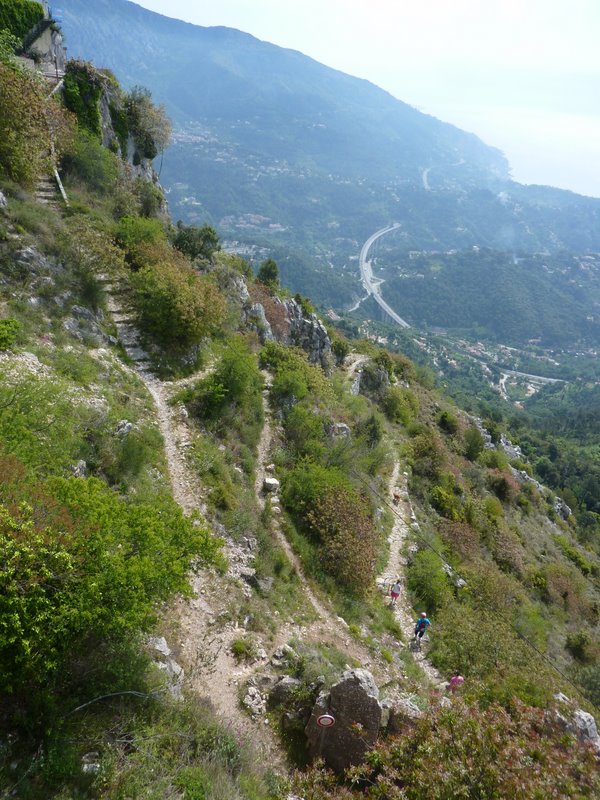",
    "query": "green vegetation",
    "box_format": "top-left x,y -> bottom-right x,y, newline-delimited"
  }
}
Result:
0,60 -> 74,187
293,700 -> 600,799
125,85 -> 171,162
63,60 -> 103,137
0,0 -> 44,41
